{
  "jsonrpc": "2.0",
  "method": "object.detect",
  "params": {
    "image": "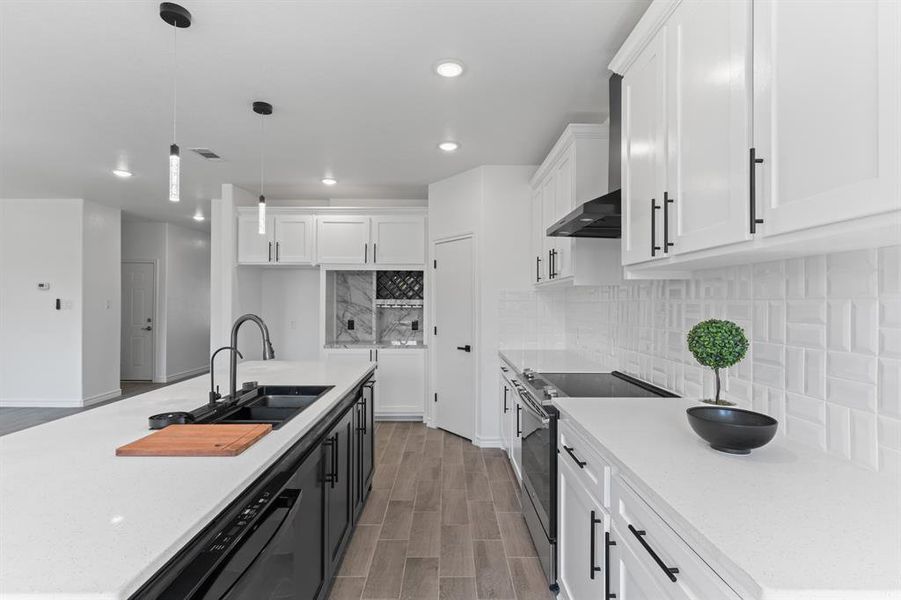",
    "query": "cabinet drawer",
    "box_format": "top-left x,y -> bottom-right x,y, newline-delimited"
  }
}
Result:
611,475 -> 741,600
558,418 -> 611,509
